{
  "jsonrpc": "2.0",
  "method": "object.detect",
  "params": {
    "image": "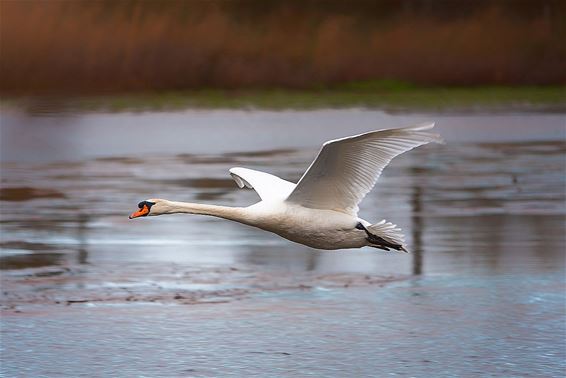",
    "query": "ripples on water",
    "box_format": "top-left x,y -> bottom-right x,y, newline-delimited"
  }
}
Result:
0,109 -> 564,376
